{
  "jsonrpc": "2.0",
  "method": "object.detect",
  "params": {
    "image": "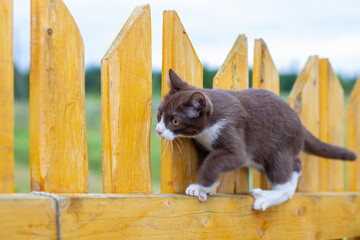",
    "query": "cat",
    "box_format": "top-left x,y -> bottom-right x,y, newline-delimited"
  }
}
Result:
156,69 -> 357,211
